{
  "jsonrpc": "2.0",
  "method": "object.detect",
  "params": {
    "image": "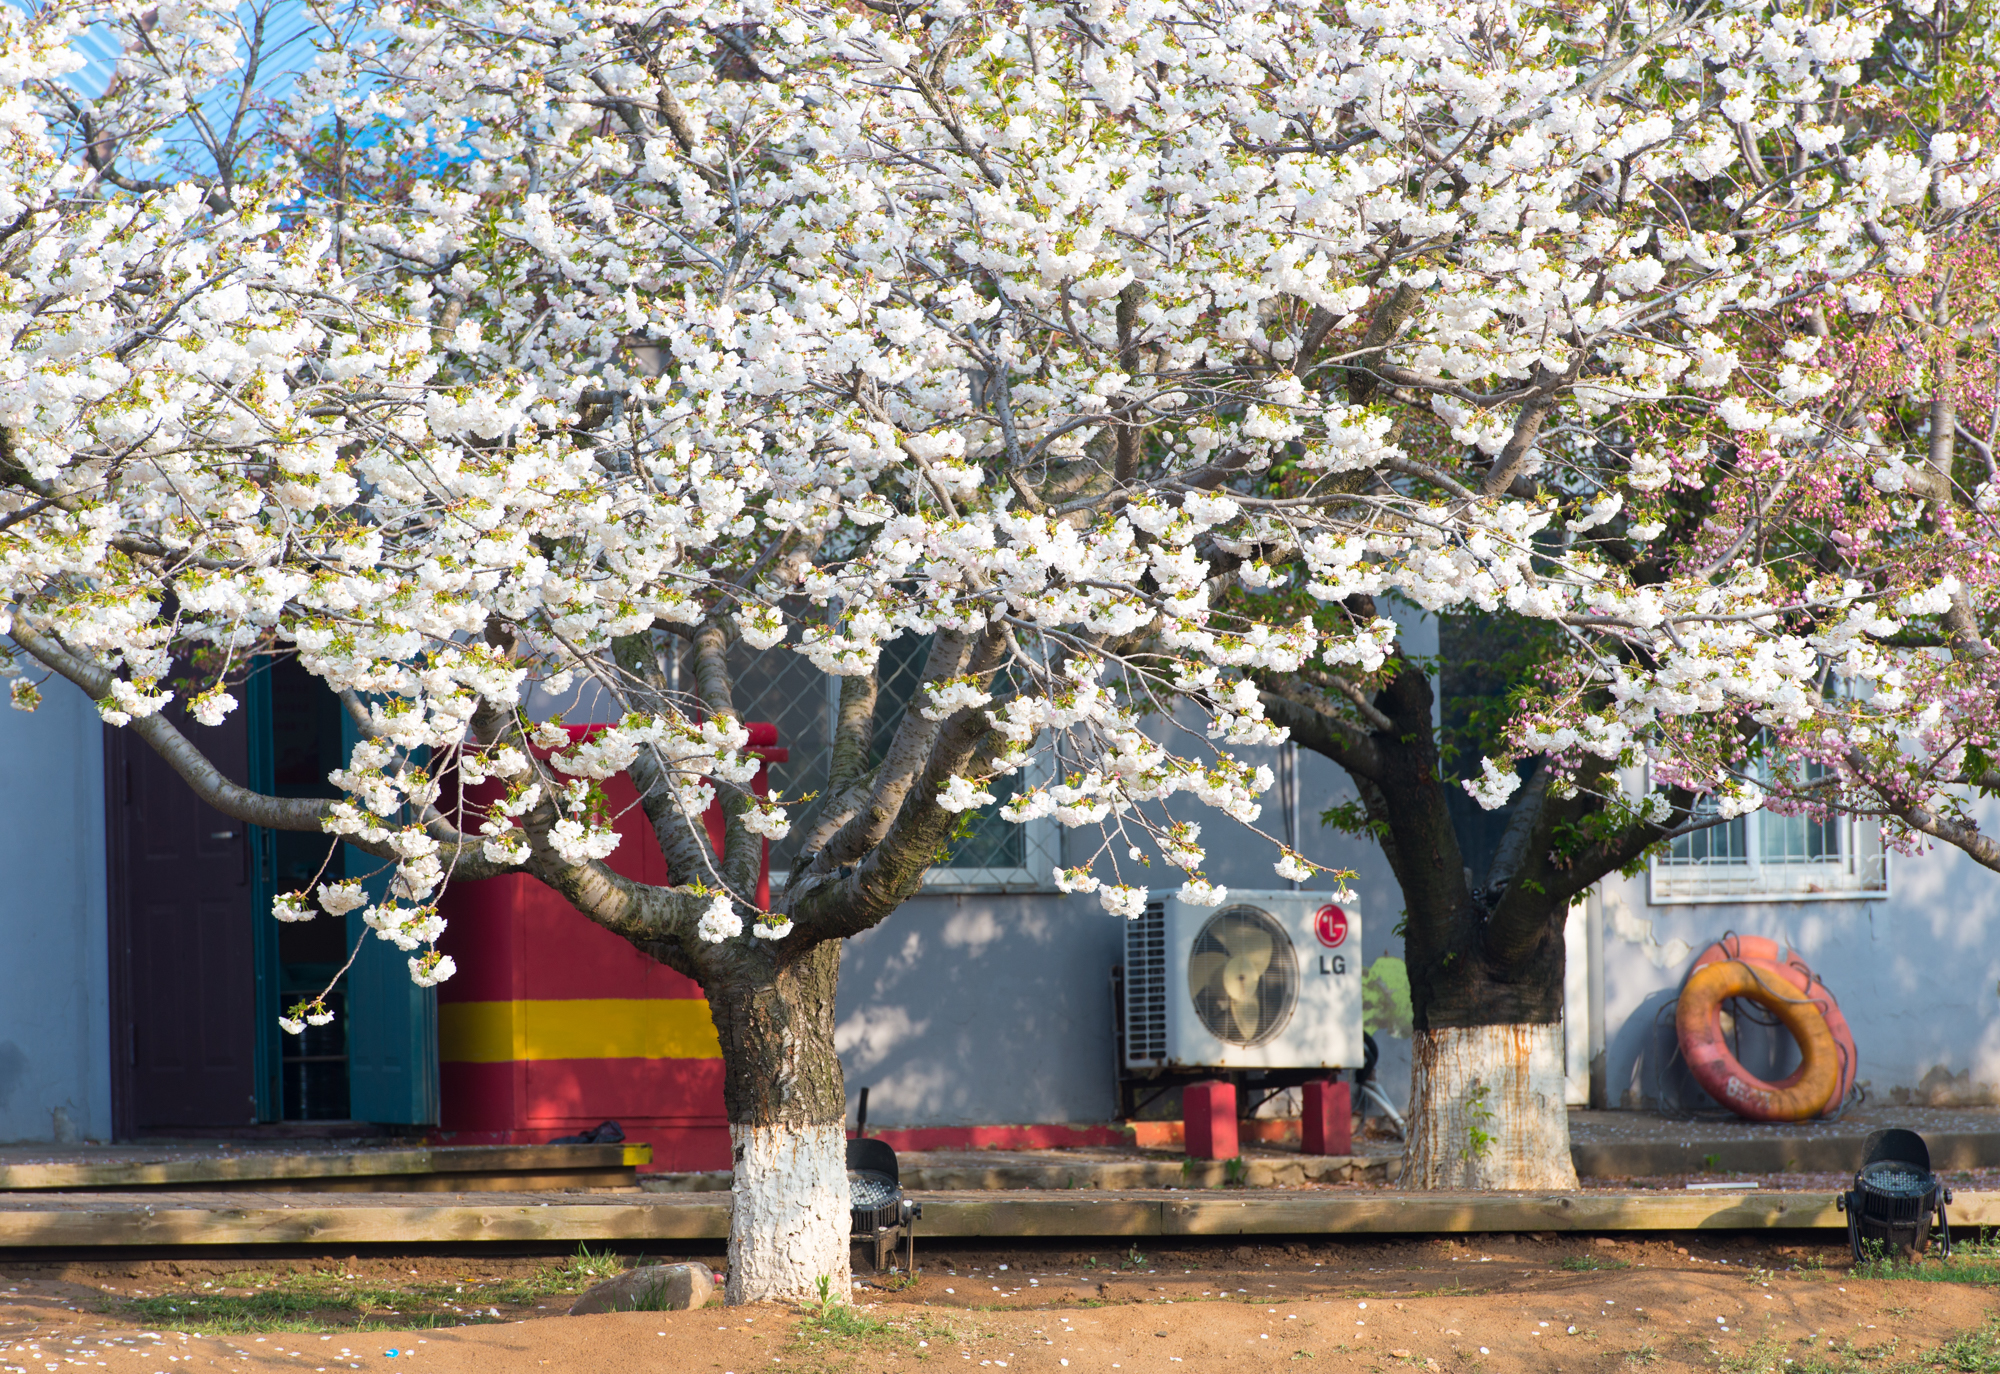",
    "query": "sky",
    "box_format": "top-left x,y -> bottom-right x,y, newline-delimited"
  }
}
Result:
13,0 -> 340,176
